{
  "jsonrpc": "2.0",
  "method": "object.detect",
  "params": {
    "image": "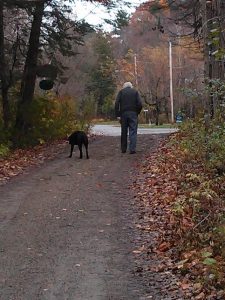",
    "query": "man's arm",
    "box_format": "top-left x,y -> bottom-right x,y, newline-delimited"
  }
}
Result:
115,91 -> 121,117
136,91 -> 143,114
